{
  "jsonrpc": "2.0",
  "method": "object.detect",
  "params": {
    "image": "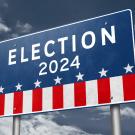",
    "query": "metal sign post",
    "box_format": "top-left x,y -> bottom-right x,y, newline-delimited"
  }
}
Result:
12,115 -> 21,135
110,104 -> 122,135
